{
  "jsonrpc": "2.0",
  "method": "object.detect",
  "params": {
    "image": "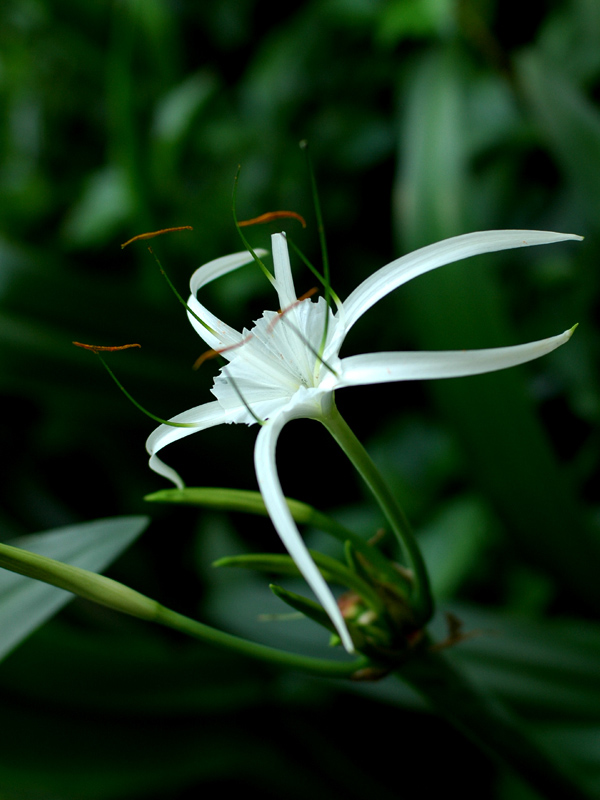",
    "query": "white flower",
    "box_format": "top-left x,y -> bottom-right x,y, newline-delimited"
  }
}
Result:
147,230 -> 580,652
